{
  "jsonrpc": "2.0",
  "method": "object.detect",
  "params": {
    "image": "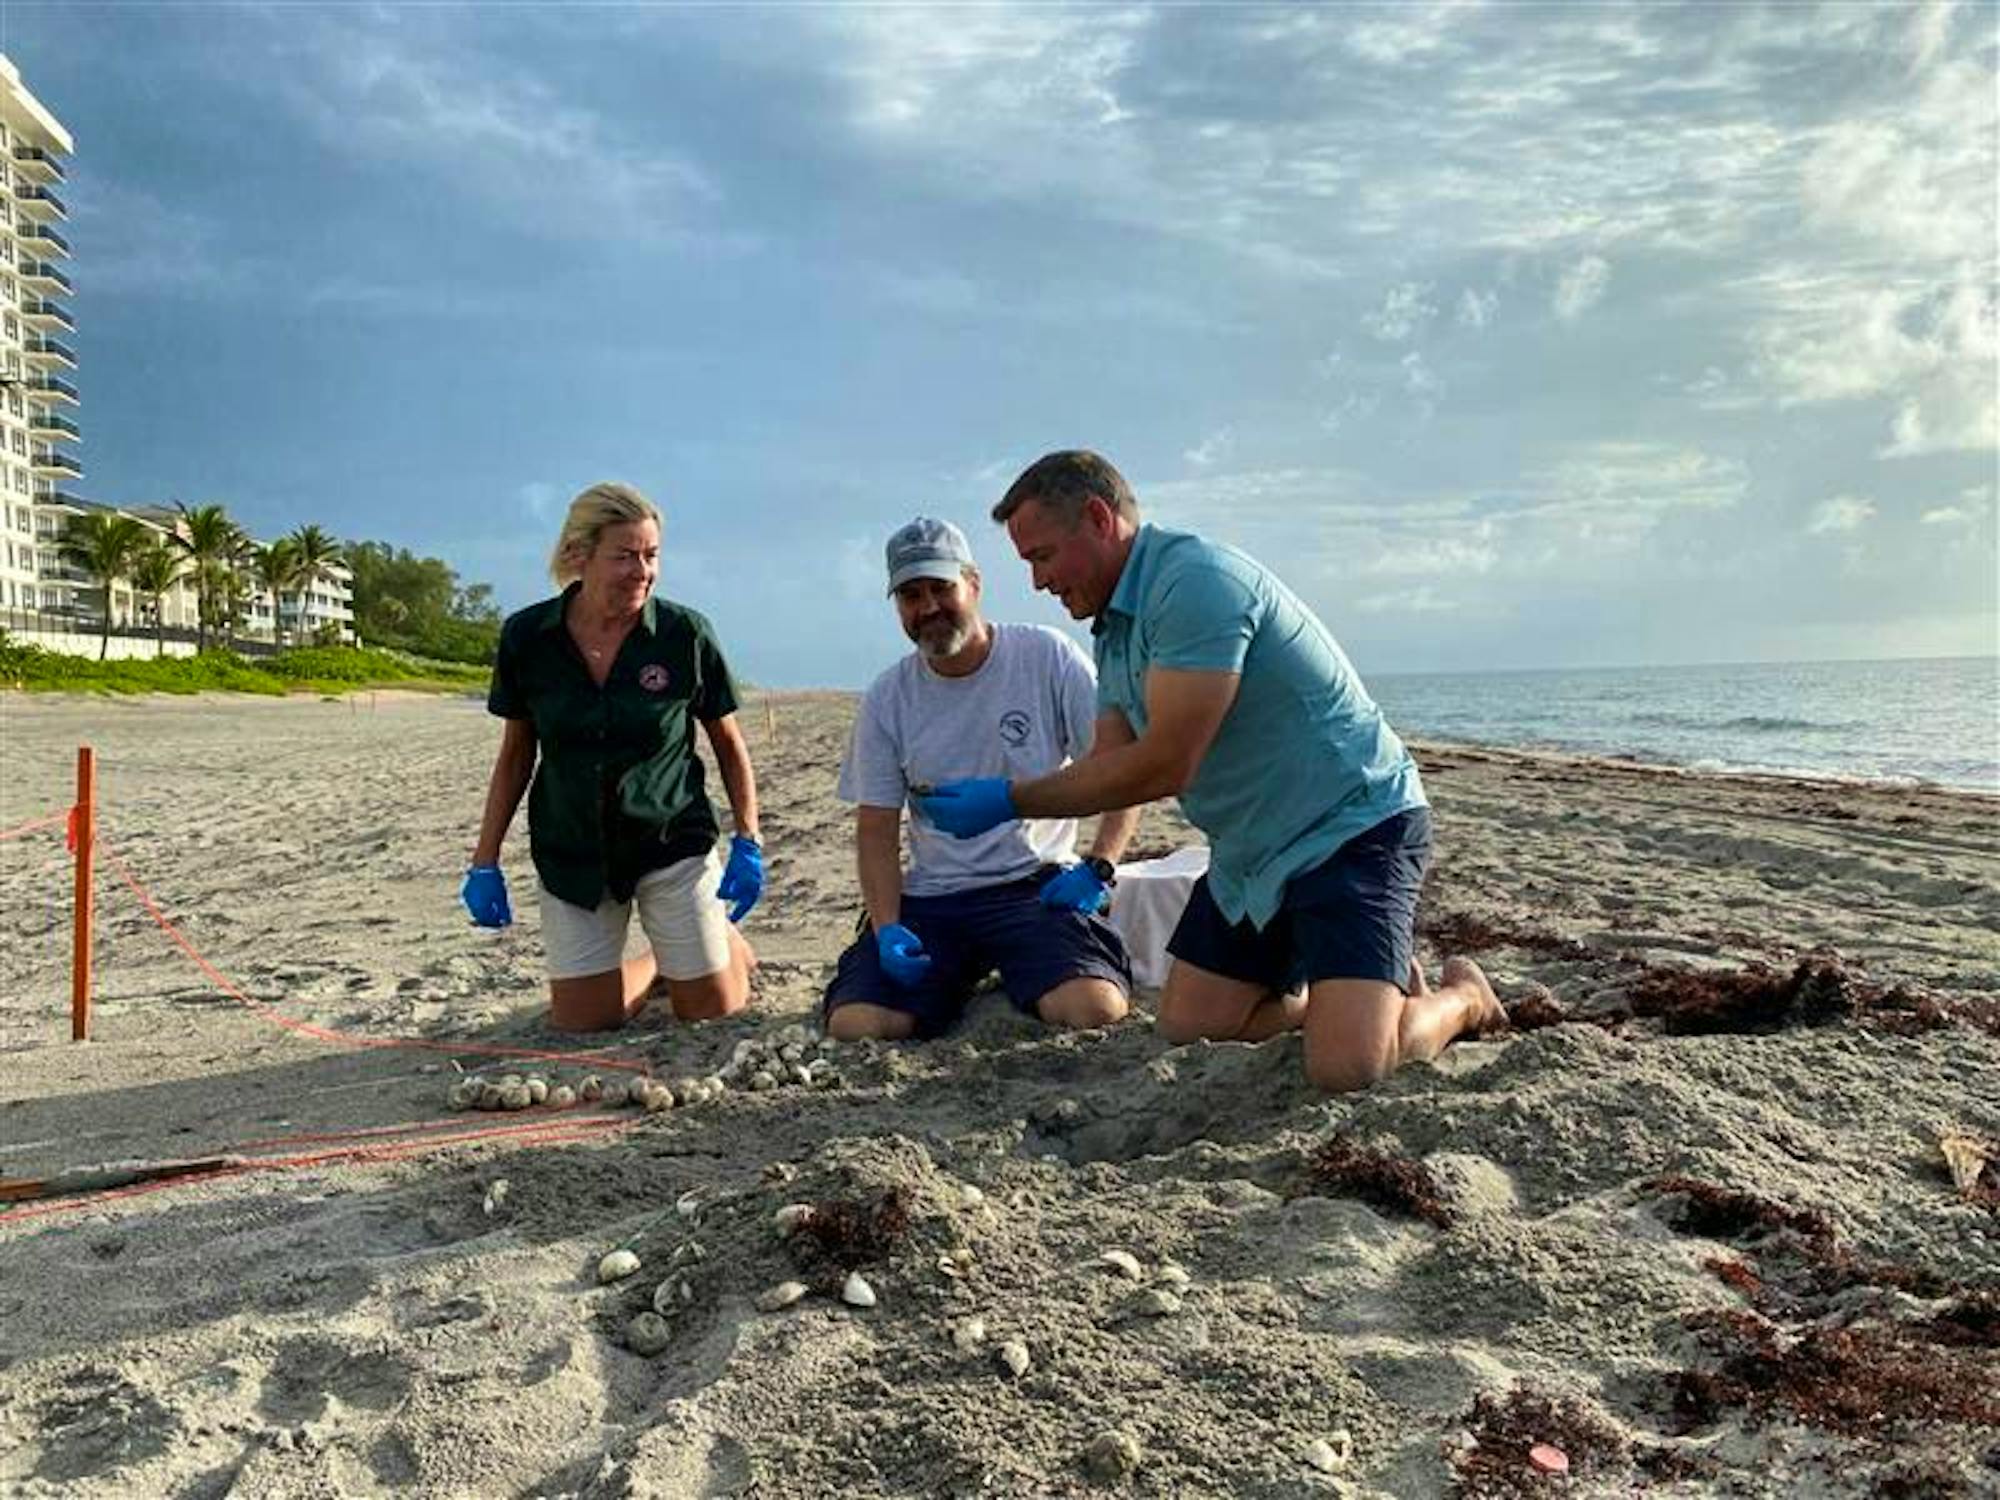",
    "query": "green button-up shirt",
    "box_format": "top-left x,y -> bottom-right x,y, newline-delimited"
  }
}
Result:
488,586 -> 741,908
